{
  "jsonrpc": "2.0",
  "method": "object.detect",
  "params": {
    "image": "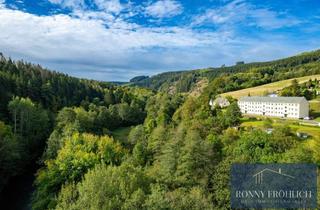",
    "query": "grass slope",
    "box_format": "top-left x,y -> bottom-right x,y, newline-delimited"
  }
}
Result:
241,118 -> 320,140
221,74 -> 320,99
